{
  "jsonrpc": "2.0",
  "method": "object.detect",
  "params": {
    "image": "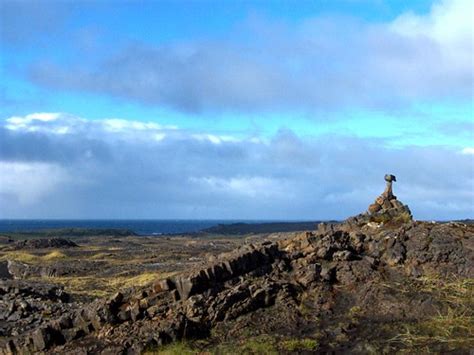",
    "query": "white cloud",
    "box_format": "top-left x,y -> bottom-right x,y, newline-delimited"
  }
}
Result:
27,112 -> 61,121
390,0 -> 473,78
190,176 -> 285,198
0,161 -> 69,206
3,113 -> 180,141
391,0 -> 472,44
461,147 -> 474,155
102,118 -> 176,132
191,134 -> 241,145
154,133 -> 166,141
5,112 -> 61,130
53,126 -> 70,134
